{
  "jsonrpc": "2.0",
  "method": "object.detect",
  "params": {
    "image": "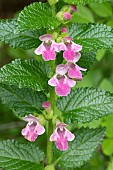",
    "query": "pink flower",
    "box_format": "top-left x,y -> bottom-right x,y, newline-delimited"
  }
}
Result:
48,74 -> 76,96
21,114 -> 45,142
59,36 -> 82,62
35,34 -> 59,61
68,62 -> 87,80
50,123 -> 75,151
63,12 -> 72,20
